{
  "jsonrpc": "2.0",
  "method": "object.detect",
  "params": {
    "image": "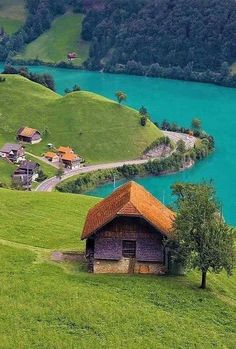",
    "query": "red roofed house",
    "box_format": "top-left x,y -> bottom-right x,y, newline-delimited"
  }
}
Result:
58,146 -> 74,156
61,153 -> 81,169
82,181 -> 176,274
44,152 -> 59,163
17,127 -> 42,144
